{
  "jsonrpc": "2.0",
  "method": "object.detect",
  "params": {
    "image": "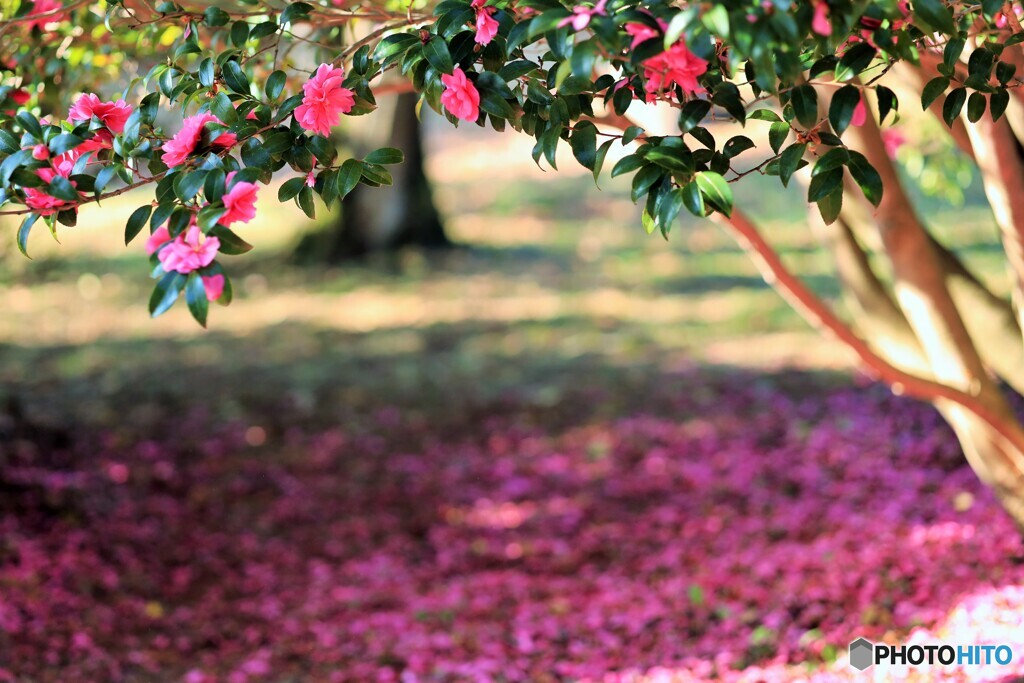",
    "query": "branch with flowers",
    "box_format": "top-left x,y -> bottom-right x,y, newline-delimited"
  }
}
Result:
1,0 -> 1010,322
